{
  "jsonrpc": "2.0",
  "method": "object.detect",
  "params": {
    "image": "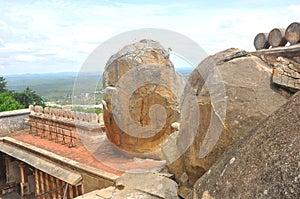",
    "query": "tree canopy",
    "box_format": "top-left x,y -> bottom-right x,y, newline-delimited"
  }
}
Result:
0,92 -> 24,111
12,87 -> 44,108
0,77 -> 7,93
0,76 -> 44,112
